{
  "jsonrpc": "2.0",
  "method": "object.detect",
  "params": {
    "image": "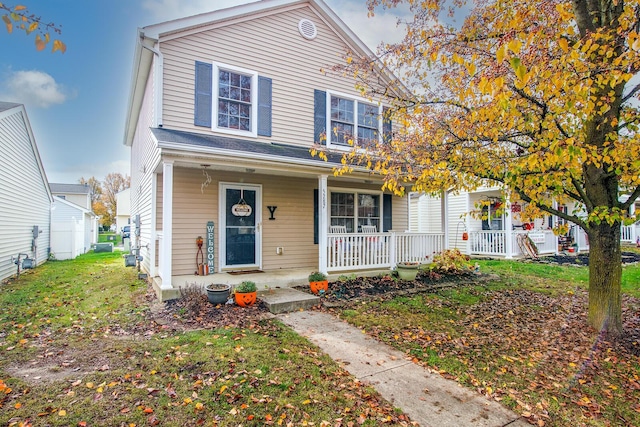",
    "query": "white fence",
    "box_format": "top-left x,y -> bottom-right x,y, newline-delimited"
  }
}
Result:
327,232 -> 444,272
50,220 -> 84,260
471,230 -> 557,257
